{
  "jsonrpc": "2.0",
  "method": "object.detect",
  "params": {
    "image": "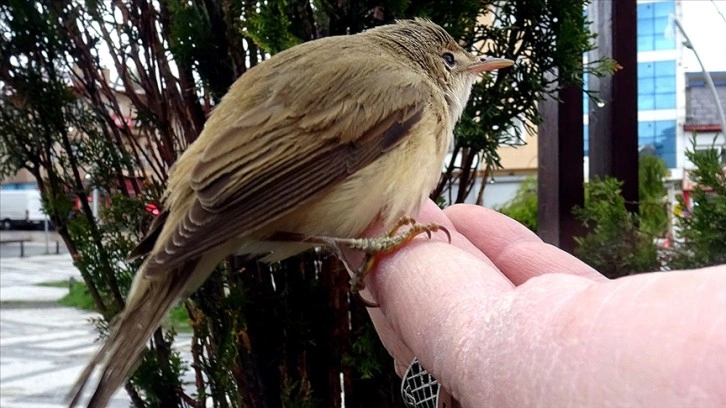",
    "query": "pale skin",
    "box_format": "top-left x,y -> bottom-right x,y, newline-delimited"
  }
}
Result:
355,200 -> 726,407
